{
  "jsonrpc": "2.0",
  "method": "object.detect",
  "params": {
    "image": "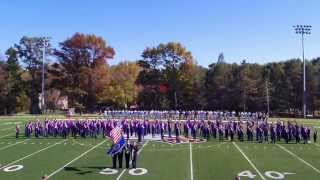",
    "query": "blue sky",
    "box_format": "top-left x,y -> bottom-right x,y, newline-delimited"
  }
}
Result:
0,0 -> 319,67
